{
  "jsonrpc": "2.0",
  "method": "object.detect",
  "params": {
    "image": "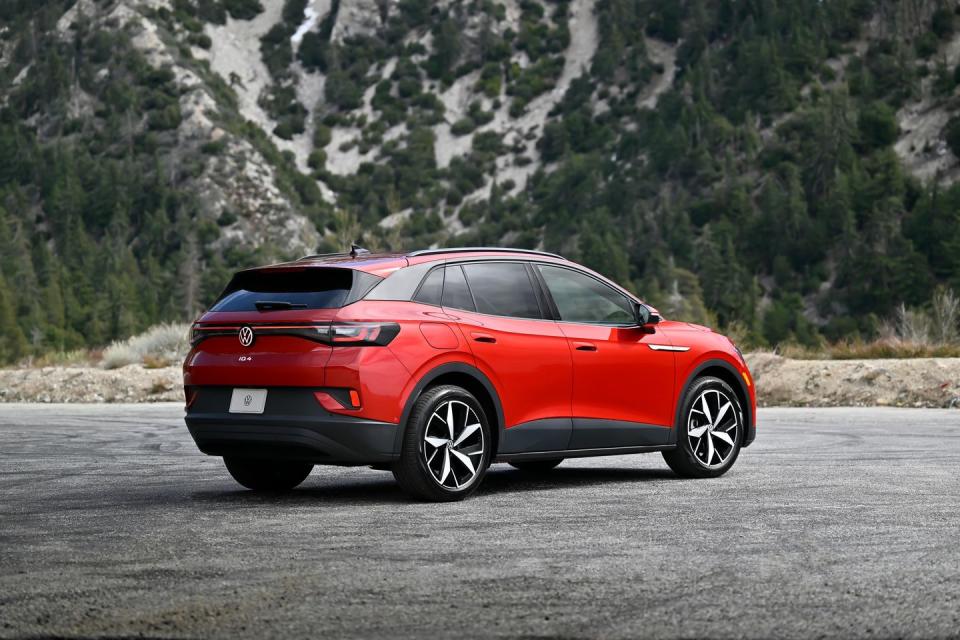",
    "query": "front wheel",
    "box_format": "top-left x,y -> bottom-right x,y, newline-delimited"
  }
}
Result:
392,385 -> 492,501
662,376 -> 743,478
223,457 -> 313,491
